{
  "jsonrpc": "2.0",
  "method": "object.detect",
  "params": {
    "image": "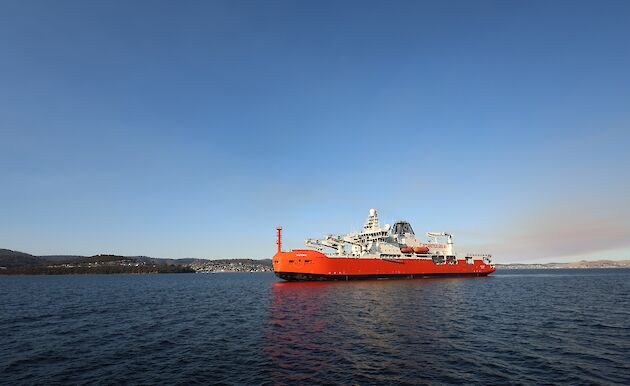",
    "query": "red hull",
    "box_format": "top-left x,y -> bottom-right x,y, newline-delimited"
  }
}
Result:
273,249 -> 496,281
